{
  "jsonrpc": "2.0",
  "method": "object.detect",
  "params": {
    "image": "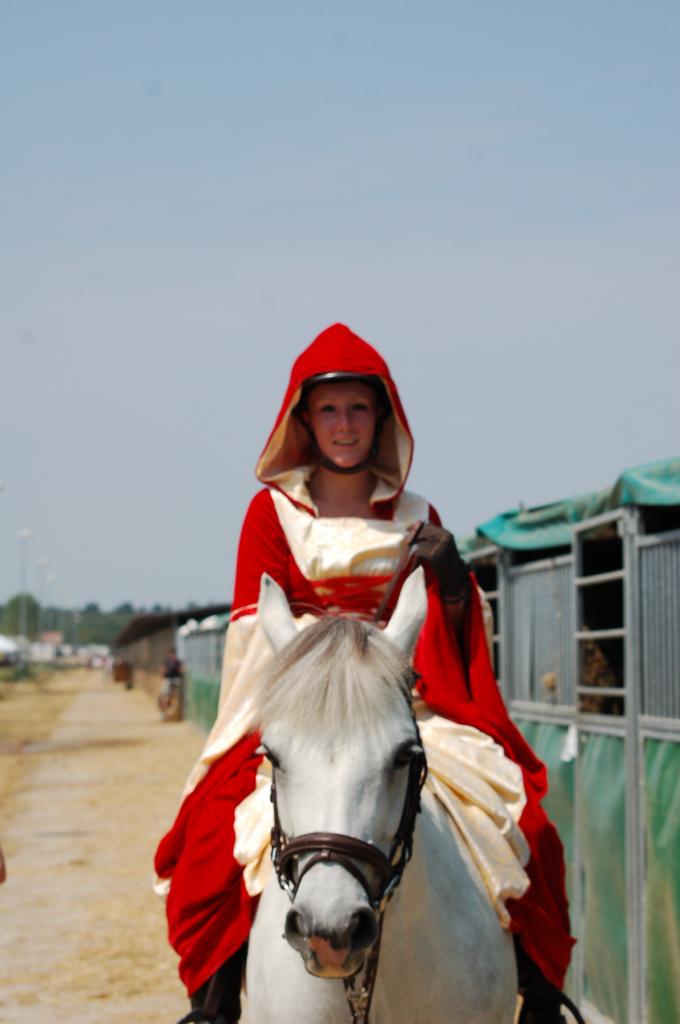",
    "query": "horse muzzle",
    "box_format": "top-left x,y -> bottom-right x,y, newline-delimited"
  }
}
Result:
285,904 -> 379,978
